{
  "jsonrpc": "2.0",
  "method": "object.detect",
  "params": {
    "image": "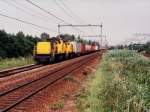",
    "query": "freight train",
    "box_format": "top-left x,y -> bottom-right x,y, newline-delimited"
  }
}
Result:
33,34 -> 100,64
